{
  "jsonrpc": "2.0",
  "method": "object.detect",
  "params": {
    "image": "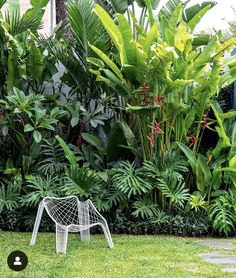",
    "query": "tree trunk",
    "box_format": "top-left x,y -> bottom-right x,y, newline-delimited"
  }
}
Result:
56,0 -> 66,23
